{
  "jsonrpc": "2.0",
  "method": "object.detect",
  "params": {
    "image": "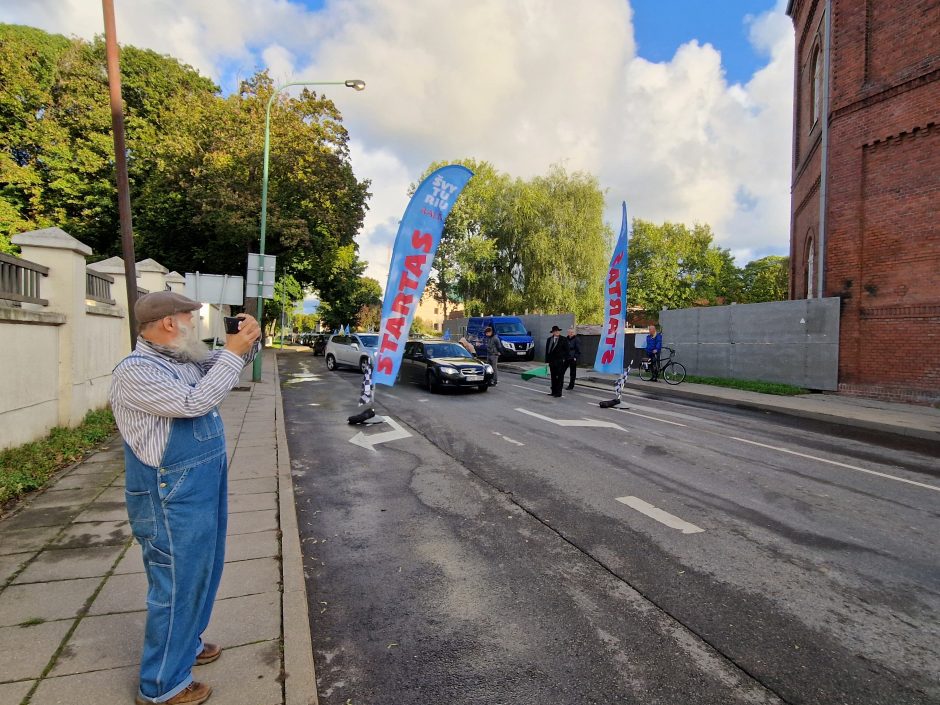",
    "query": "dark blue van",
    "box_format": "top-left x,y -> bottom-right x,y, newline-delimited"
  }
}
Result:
466,316 -> 535,361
